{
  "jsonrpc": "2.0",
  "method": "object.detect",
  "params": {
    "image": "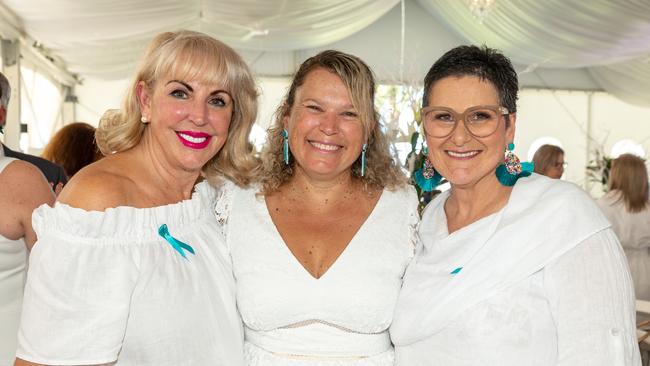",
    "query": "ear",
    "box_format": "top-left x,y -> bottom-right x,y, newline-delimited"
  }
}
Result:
136,81 -> 152,120
505,112 -> 517,144
282,114 -> 289,131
